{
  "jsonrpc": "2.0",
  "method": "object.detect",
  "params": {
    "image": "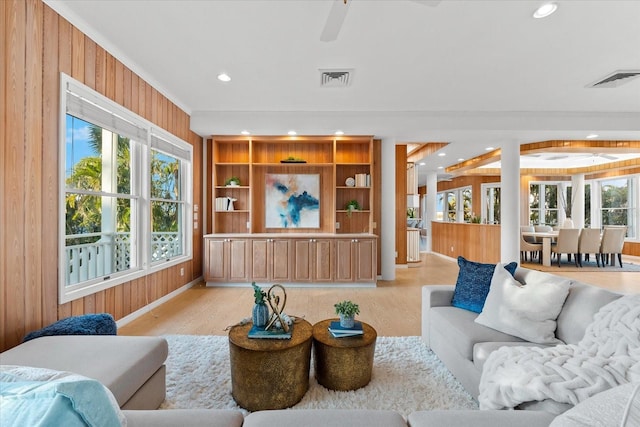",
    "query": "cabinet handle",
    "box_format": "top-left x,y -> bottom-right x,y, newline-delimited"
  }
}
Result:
353,239 -> 359,243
